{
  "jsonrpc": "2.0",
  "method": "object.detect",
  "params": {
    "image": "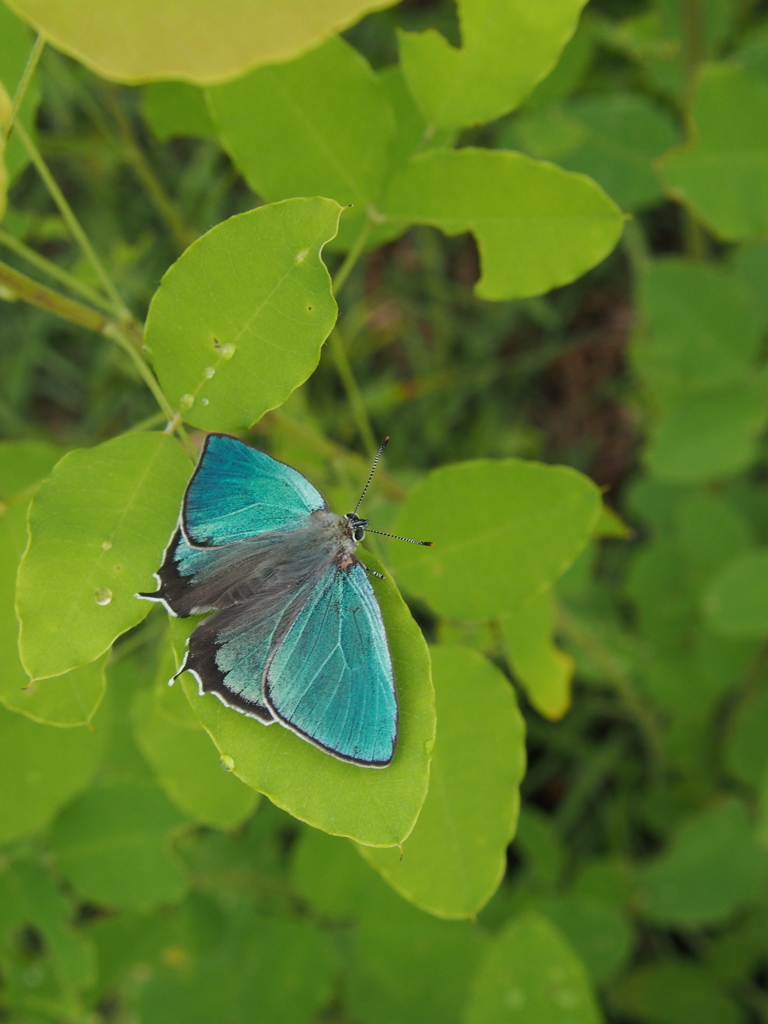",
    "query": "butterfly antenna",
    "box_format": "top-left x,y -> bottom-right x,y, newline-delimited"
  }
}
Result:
366,529 -> 433,546
354,436 -> 390,514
